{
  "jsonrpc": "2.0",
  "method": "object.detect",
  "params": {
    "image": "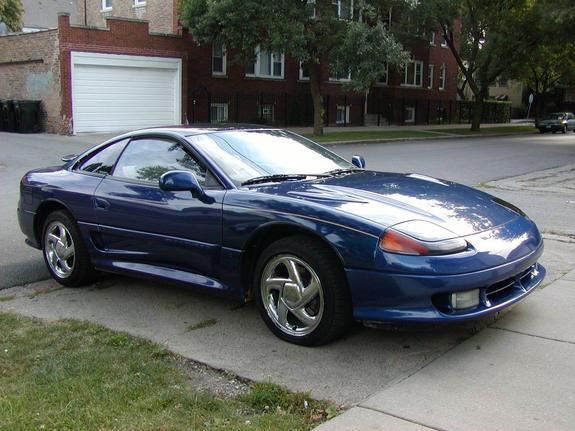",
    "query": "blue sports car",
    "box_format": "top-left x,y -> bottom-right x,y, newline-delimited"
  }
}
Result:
18,127 -> 545,345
